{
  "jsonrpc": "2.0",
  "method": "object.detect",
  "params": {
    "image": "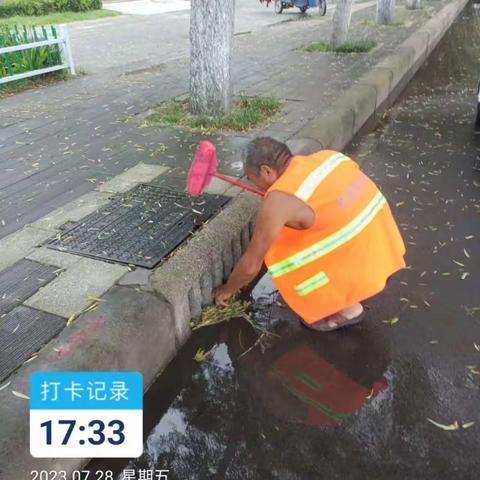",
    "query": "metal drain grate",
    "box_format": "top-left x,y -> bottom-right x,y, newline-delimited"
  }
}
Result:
47,184 -> 228,268
0,305 -> 66,382
0,259 -> 59,316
